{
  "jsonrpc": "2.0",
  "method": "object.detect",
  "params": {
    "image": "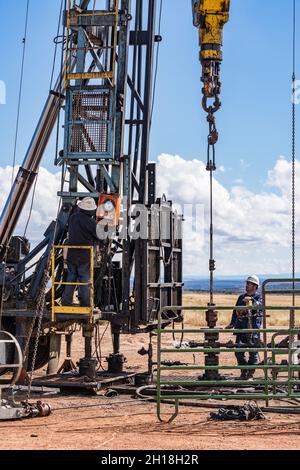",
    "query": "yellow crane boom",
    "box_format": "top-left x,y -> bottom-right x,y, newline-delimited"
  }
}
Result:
192,0 -> 230,104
